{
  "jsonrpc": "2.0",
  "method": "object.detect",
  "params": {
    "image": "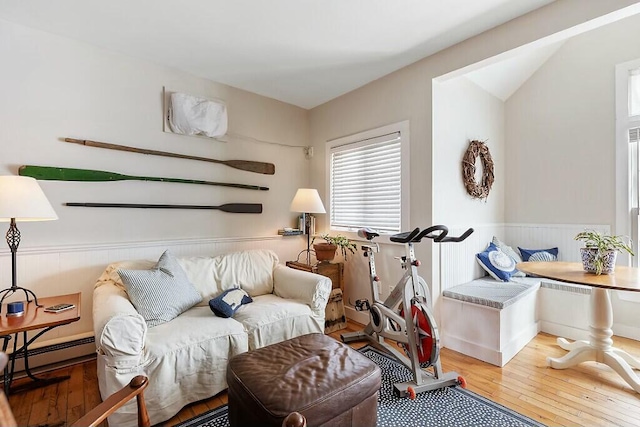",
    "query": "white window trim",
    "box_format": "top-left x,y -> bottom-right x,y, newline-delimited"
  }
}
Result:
325,120 -> 410,243
615,59 -> 640,303
615,59 -> 640,267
